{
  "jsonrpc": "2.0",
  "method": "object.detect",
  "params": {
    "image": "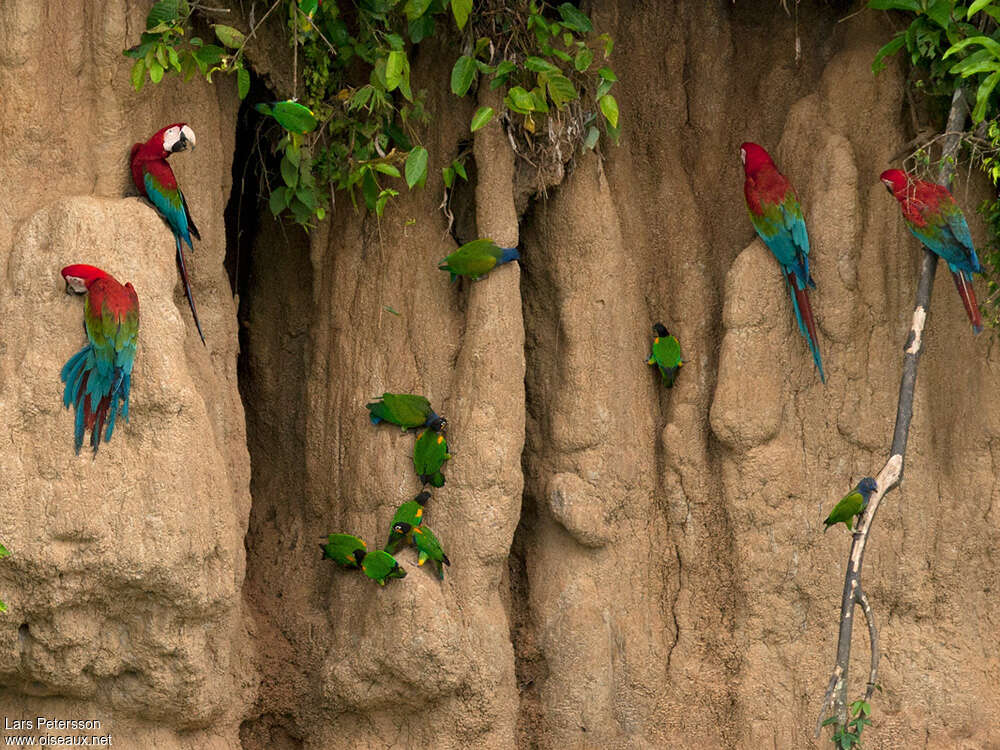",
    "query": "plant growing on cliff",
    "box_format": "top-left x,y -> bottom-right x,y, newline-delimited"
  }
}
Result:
0,541 -> 9,613
125,0 -> 620,228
